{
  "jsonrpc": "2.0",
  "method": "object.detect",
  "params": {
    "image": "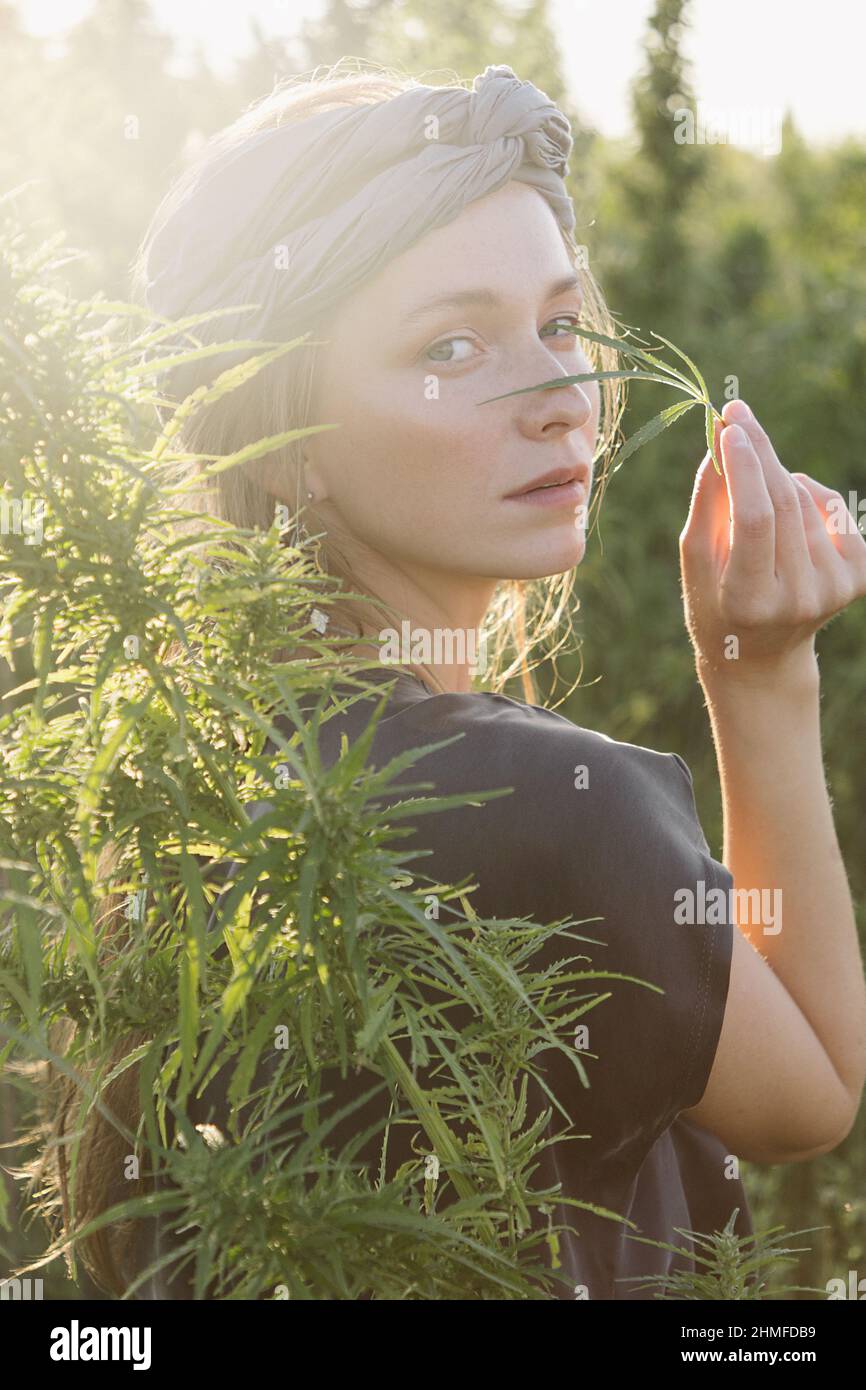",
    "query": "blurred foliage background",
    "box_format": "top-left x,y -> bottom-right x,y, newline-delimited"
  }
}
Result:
1,0 -> 864,1298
